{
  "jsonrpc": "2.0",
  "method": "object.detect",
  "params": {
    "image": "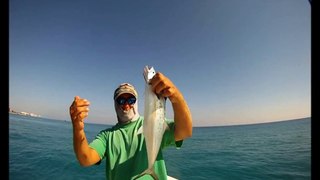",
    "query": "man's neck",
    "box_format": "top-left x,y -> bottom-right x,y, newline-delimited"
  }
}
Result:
117,114 -> 140,125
